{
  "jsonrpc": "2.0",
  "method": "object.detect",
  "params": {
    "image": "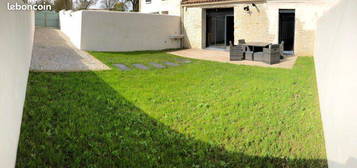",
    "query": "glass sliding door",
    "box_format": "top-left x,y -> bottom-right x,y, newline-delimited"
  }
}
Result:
207,15 -> 226,48
215,15 -> 225,47
206,15 -> 216,47
206,8 -> 234,49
